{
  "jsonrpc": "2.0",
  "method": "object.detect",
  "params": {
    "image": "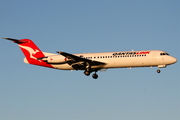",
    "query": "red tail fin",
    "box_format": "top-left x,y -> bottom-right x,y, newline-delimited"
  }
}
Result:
6,38 -> 54,68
